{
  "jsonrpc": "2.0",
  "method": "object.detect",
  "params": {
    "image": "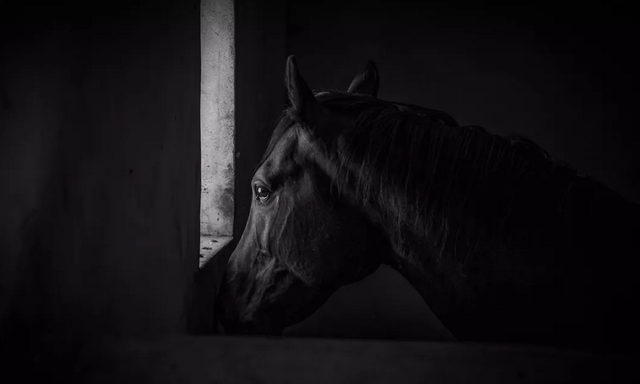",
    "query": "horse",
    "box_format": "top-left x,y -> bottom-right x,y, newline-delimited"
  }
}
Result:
217,56 -> 640,354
